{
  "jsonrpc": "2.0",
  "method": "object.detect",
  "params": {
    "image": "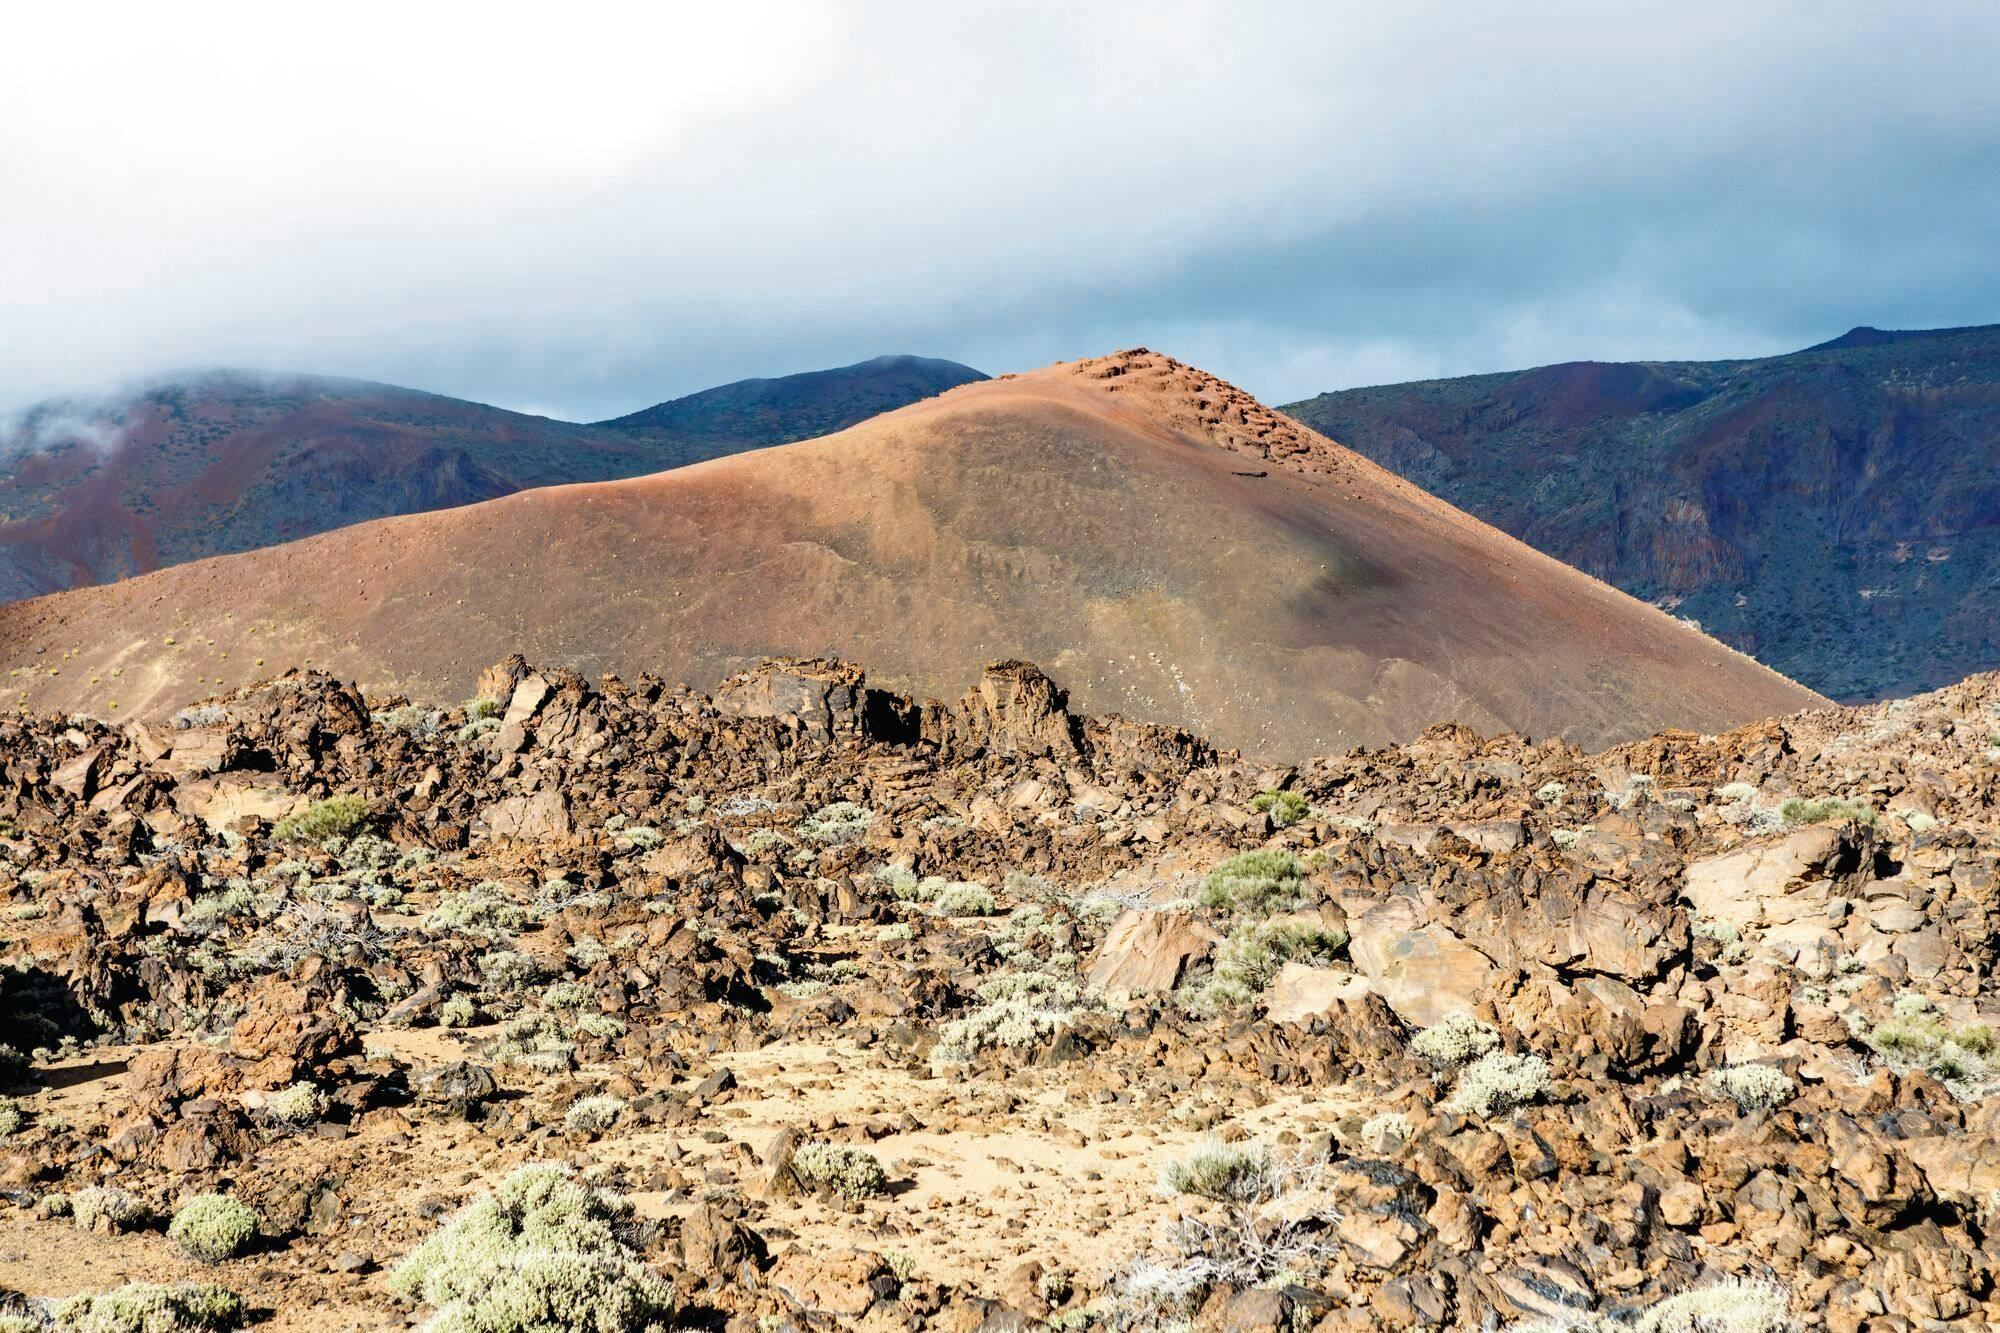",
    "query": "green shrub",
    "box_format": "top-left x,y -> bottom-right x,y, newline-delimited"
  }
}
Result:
1443,1051 -> 1551,1117
1779,796 -> 1874,827
1197,850 -> 1305,914
1249,789 -> 1310,827
1179,918 -> 1346,1017
1157,1138 -> 1265,1201
1410,1014 -> 1501,1069
563,1095 -> 625,1136
51,1283 -> 244,1332
0,1095 -> 20,1136
391,1164 -> 674,1333
265,1081 -> 327,1127
70,1186 -> 150,1233
792,1143 -> 888,1198
426,884 -> 528,937
1509,1276 -> 1792,1332
797,802 -> 873,847
167,1194 -> 259,1262
272,794 -> 372,845
1703,1063 -> 1796,1112
932,971 -> 1097,1065
930,881 -> 997,916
